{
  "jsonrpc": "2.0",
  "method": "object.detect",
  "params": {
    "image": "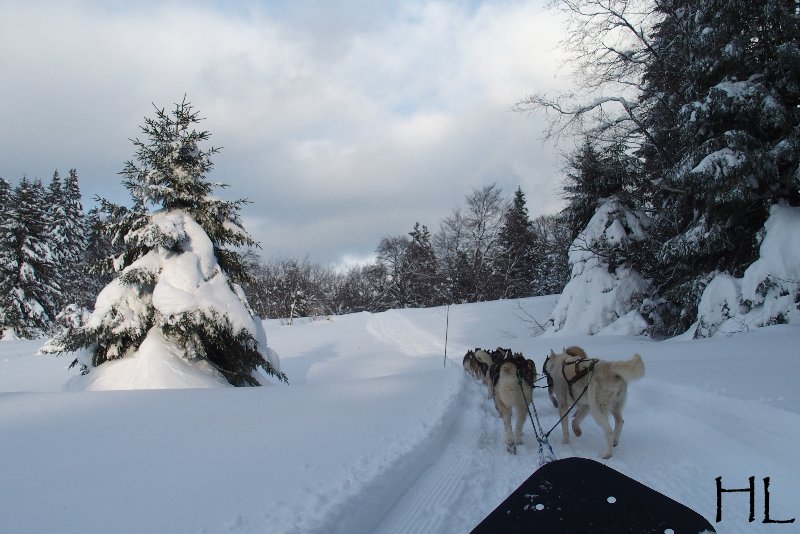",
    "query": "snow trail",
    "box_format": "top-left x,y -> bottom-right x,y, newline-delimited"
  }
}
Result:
373,374 -> 549,533
4,298 -> 800,534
